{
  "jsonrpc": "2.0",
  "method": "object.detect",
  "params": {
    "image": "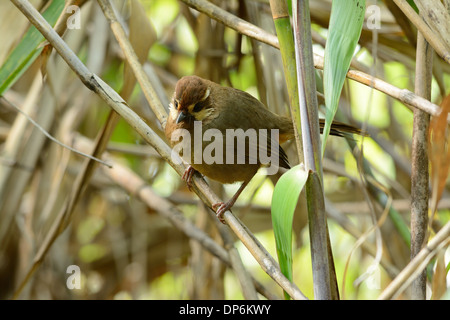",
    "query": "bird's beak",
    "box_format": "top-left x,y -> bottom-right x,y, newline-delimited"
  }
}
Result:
176,111 -> 188,124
